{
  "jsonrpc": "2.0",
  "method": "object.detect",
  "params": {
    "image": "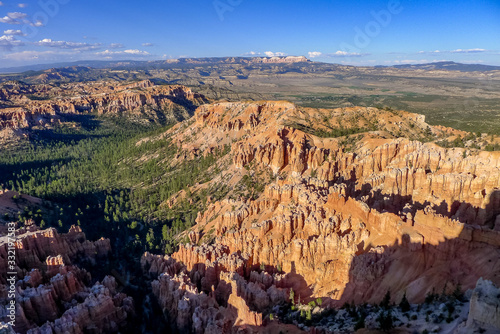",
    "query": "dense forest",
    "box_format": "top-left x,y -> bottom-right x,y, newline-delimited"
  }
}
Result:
0,115 -> 228,260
